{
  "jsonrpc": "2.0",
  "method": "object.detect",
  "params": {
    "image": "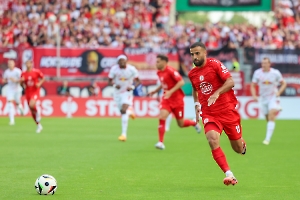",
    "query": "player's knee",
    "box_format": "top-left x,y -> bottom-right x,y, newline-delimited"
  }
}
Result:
268,114 -> 276,121
29,102 -> 35,109
176,120 -> 184,127
206,132 -> 219,149
120,109 -> 126,114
